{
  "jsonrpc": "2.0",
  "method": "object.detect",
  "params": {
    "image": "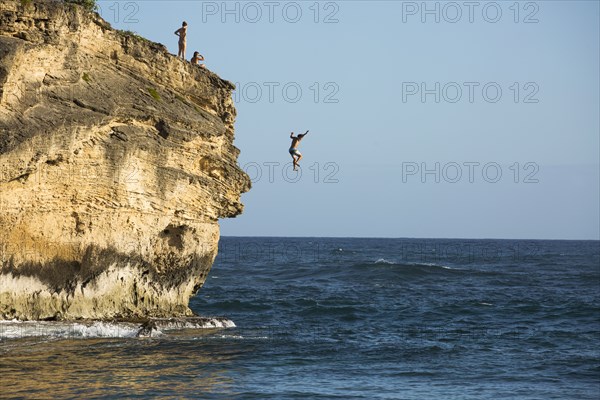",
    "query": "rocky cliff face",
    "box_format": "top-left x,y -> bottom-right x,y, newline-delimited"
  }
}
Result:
0,0 -> 250,320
